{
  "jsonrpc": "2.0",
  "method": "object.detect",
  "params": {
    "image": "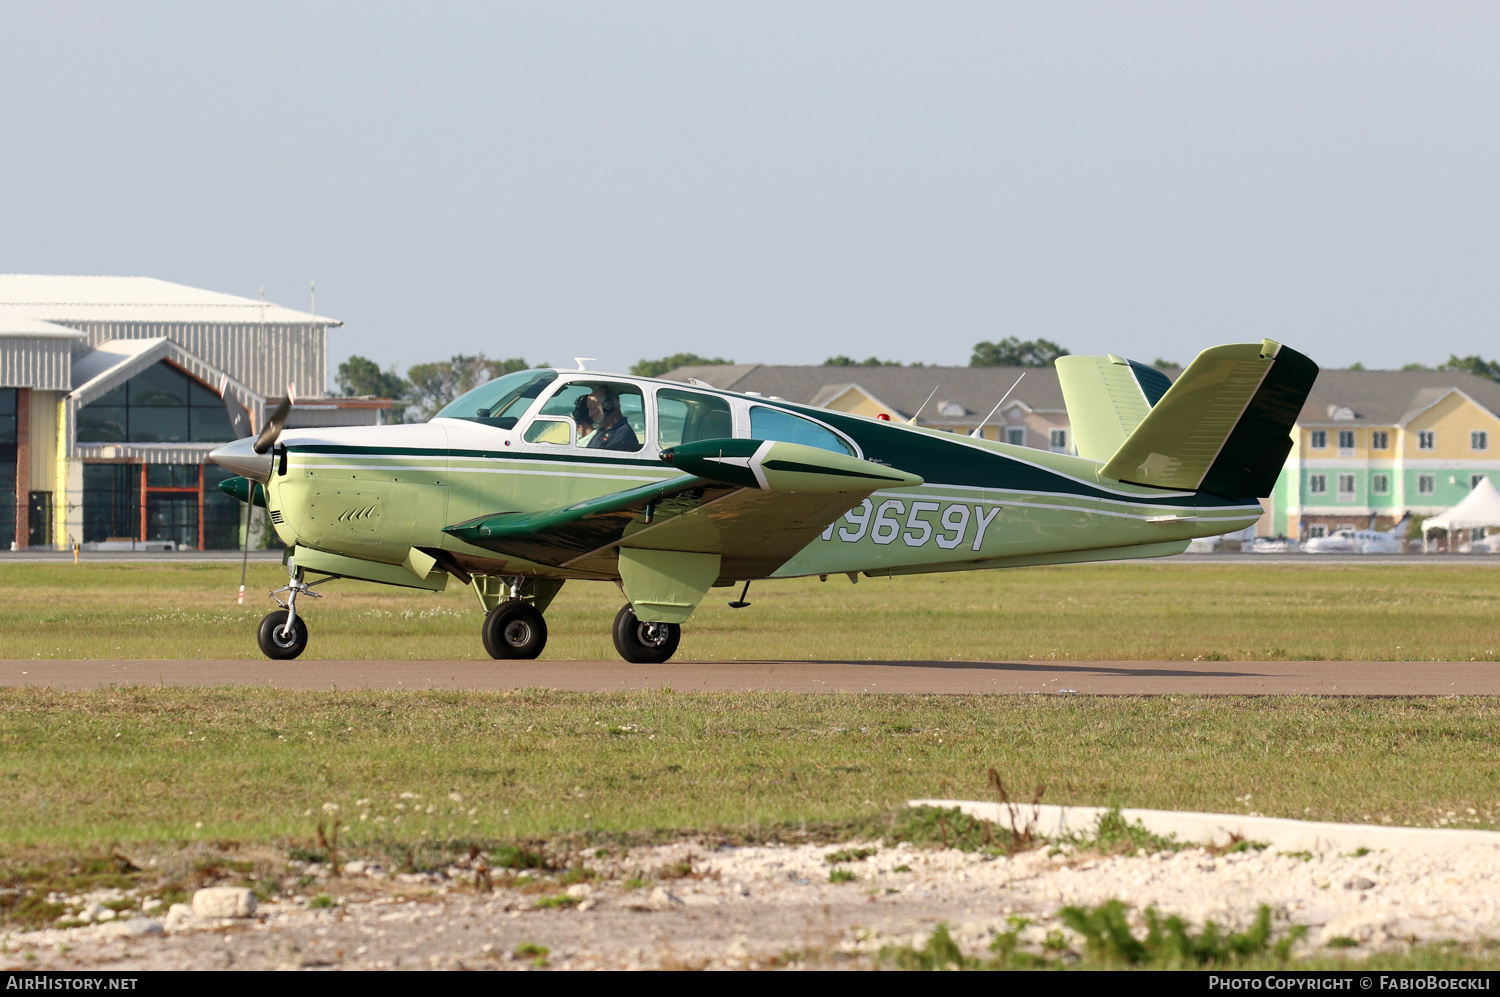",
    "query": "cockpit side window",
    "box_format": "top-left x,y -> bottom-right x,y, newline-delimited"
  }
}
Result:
657,388 -> 733,449
749,406 -> 855,455
535,381 -> 646,453
434,369 -> 557,428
